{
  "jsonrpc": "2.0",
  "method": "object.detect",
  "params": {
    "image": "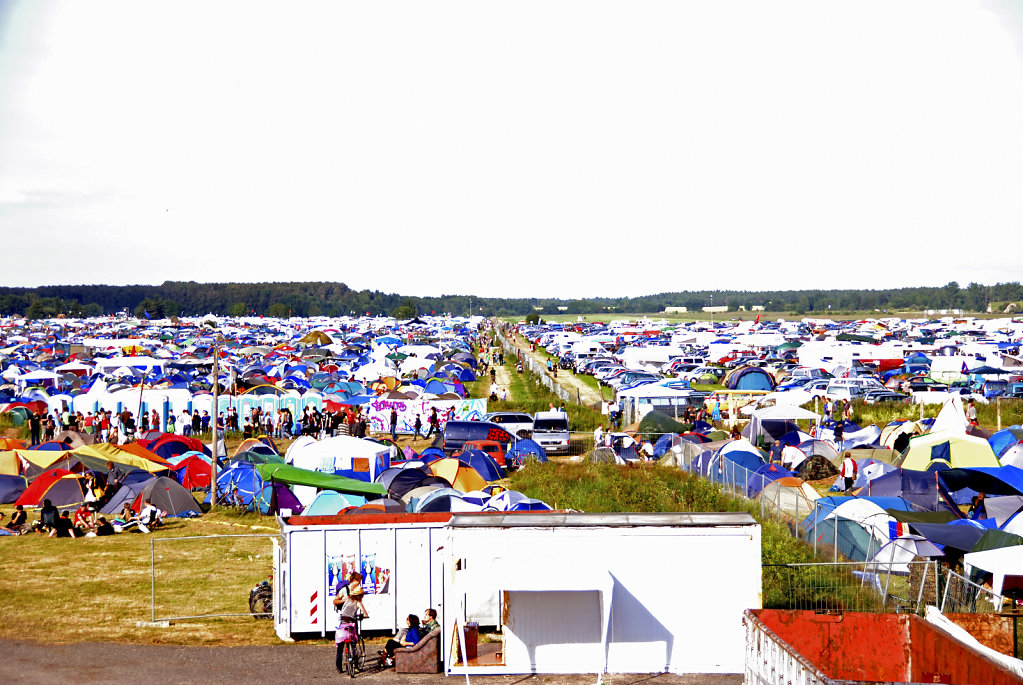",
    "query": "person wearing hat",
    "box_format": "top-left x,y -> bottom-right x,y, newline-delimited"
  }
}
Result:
333,571 -> 369,621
